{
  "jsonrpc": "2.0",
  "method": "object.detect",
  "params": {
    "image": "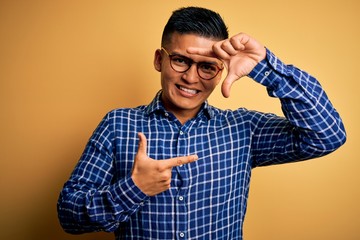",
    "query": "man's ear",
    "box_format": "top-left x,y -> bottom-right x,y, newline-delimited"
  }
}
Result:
153,49 -> 162,72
